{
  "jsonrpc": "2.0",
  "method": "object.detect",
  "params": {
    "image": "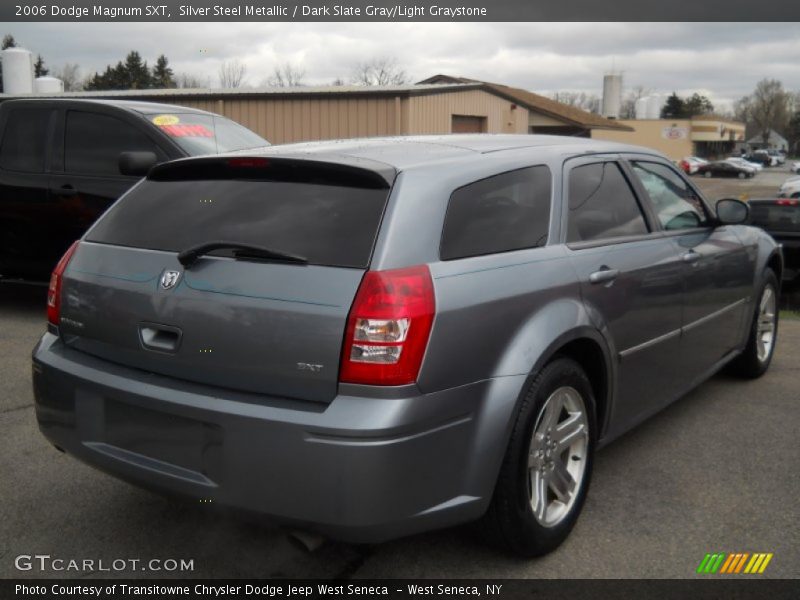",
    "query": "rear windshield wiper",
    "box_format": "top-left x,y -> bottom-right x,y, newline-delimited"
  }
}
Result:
177,241 -> 308,269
